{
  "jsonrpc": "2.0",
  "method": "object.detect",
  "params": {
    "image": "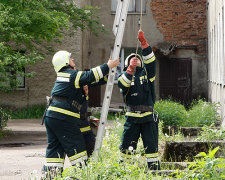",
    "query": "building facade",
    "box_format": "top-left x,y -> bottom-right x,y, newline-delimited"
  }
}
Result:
87,0 -> 208,107
207,0 -> 225,127
0,0 -> 208,110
